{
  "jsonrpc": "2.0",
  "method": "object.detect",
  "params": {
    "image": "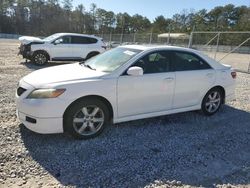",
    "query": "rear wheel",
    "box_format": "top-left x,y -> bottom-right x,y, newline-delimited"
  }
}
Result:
64,98 -> 110,139
32,51 -> 48,65
201,88 -> 223,116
